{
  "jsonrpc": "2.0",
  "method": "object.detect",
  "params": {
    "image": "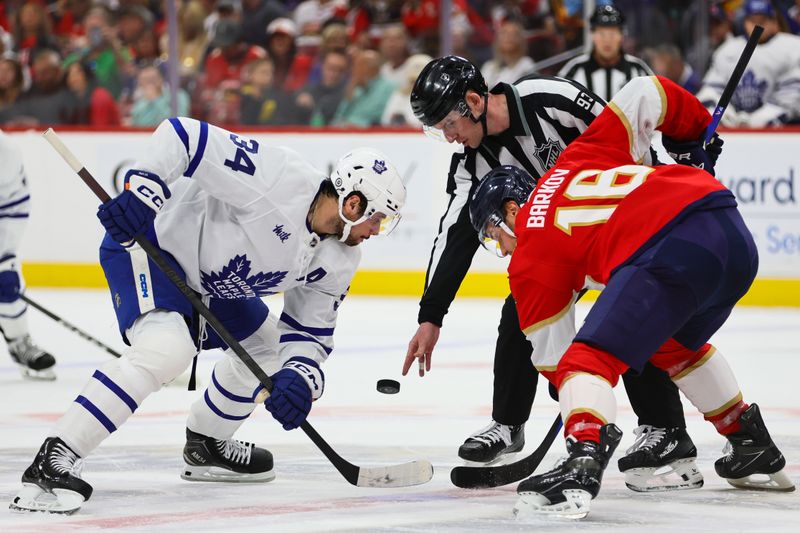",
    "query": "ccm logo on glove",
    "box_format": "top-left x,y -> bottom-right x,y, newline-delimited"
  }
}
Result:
264,357 -> 325,430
